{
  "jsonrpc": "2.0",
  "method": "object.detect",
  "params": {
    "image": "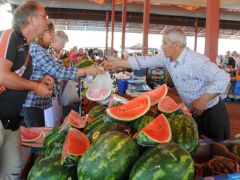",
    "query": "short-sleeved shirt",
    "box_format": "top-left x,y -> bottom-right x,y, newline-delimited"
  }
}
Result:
0,26 -> 32,120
